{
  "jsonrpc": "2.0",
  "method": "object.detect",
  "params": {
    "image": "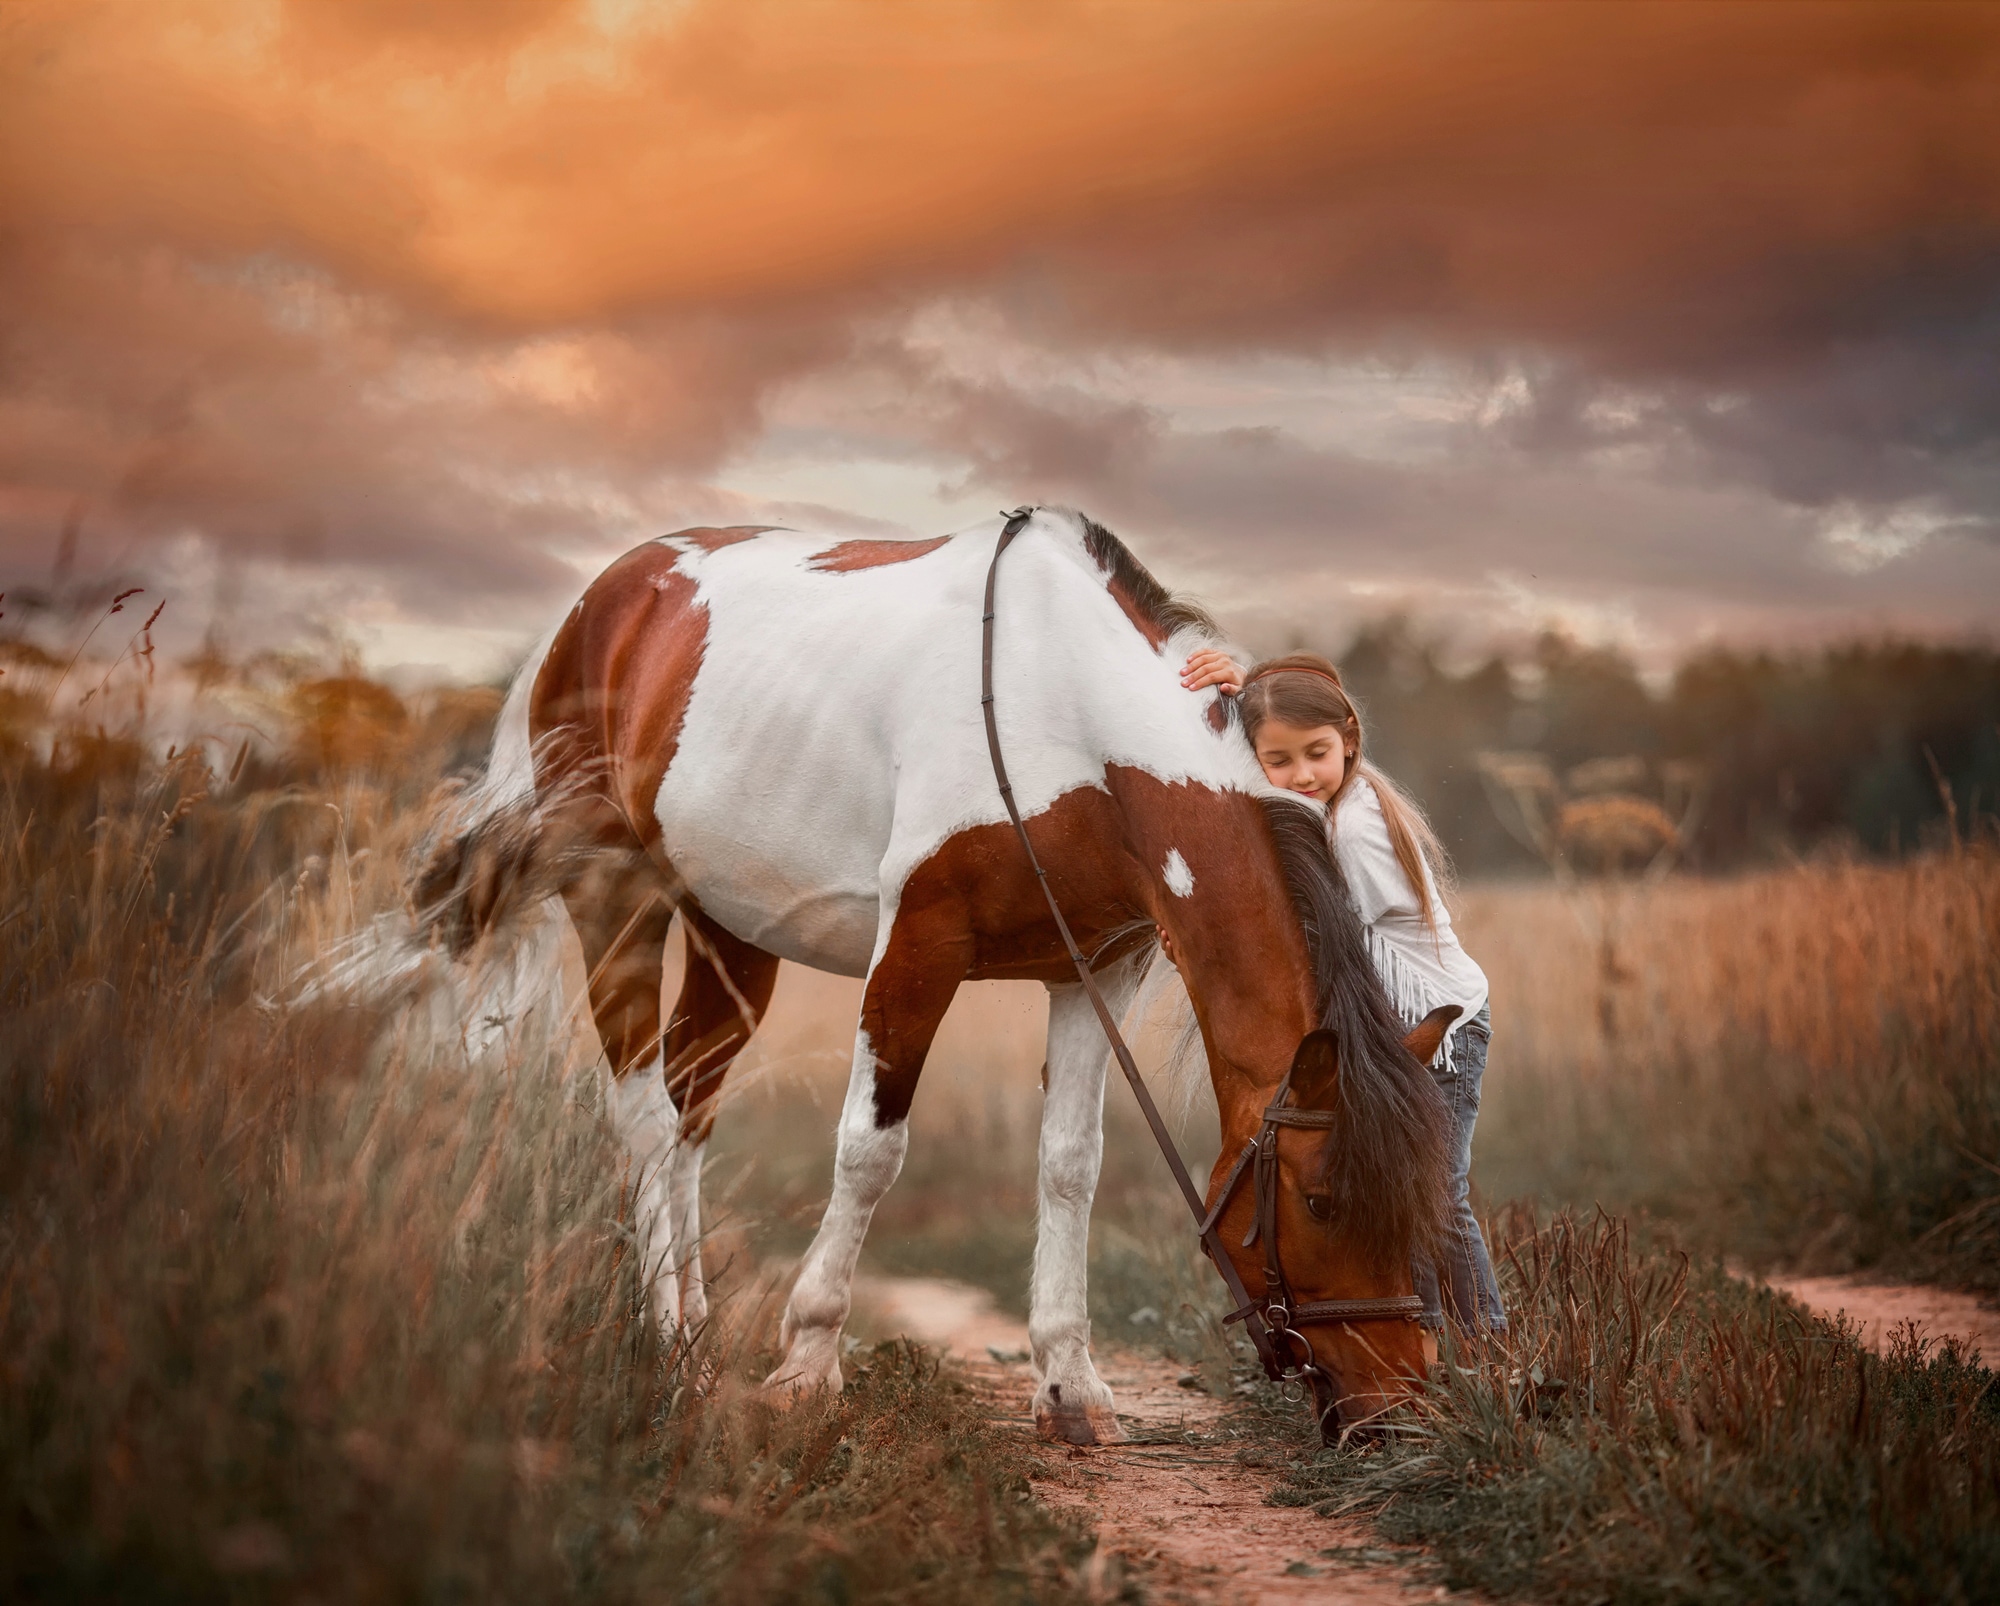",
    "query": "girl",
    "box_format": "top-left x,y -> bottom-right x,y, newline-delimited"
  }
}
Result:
1175,647 -> 1506,1339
